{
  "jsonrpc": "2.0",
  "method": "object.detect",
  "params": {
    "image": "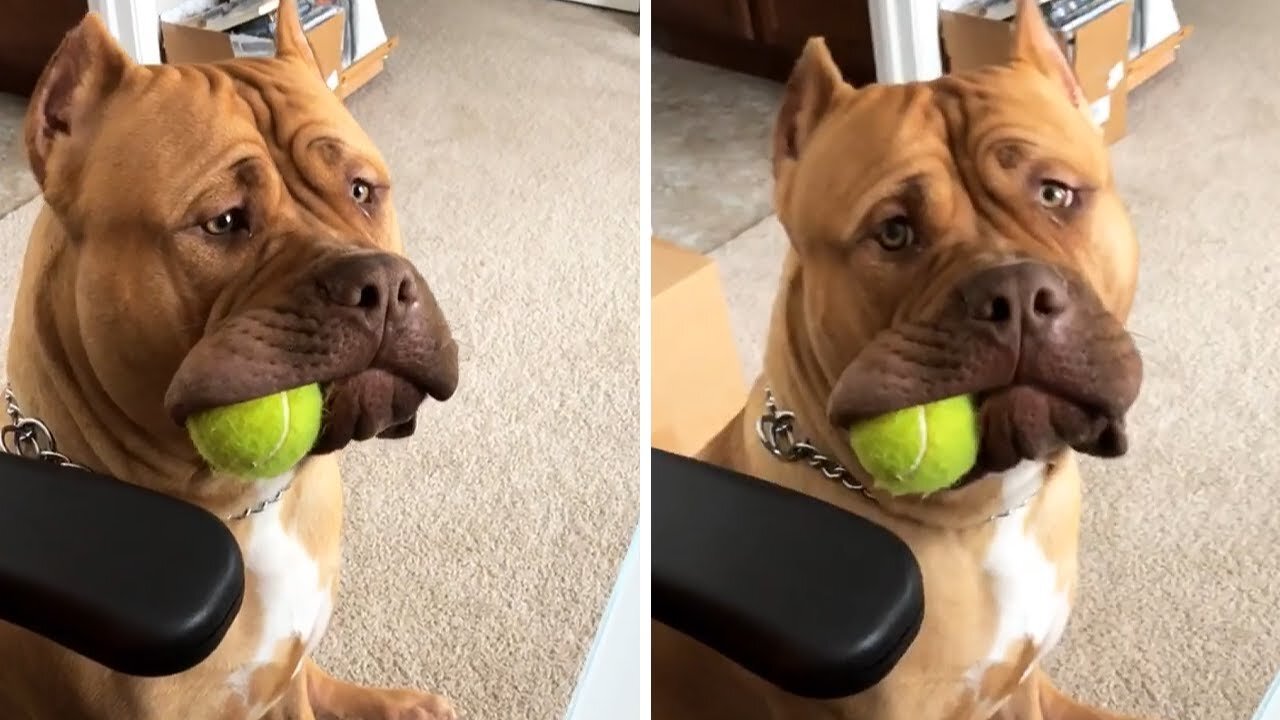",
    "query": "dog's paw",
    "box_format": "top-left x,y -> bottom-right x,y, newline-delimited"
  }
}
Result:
382,691 -> 457,720
312,687 -> 457,720
304,659 -> 458,720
